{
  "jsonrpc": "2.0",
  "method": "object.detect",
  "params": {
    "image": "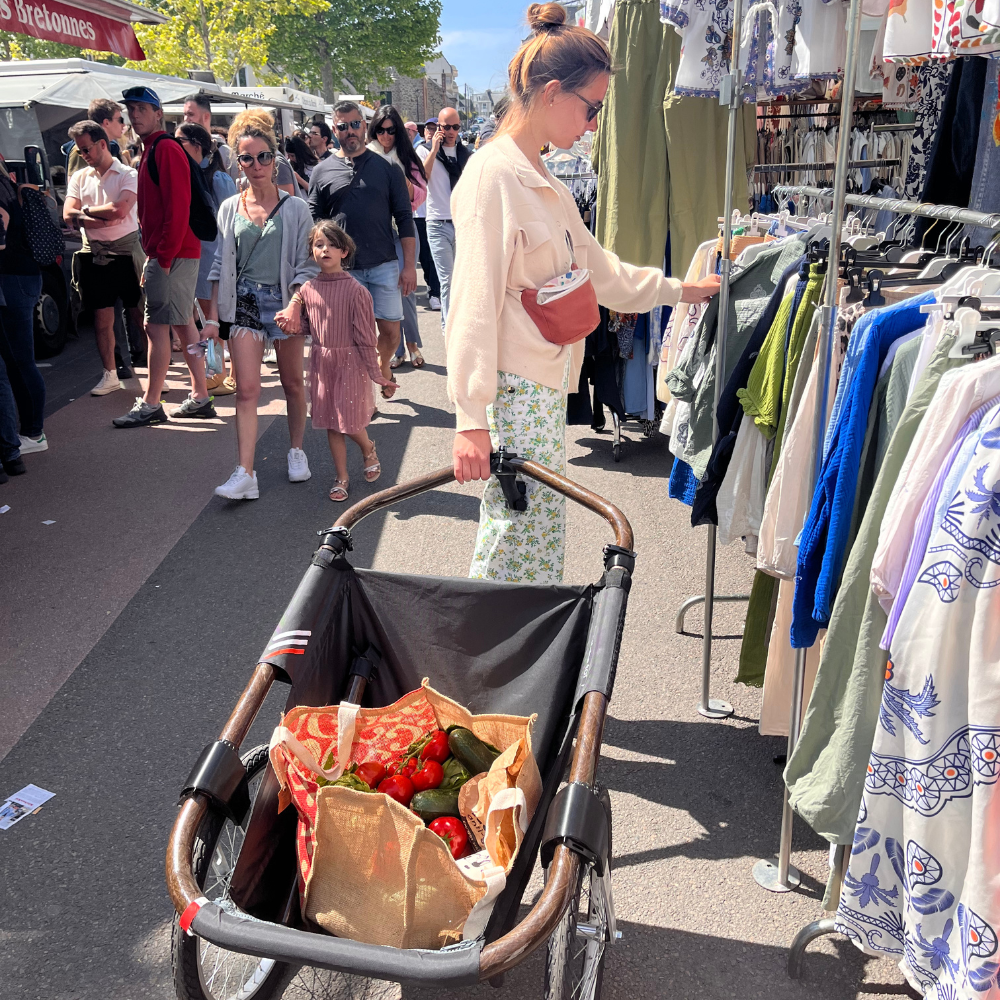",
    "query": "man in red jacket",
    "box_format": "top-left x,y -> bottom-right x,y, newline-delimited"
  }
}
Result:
113,86 -> 216,428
